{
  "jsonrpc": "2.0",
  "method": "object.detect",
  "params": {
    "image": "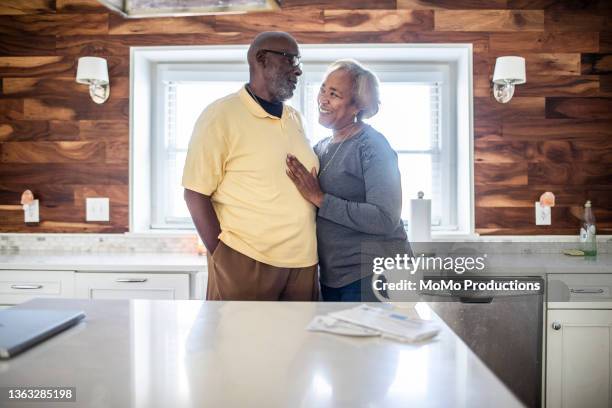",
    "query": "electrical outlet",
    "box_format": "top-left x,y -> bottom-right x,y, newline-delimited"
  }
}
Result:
24,199 -> 39,223
535,202 -> 551,226
86,197 -> 110,222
